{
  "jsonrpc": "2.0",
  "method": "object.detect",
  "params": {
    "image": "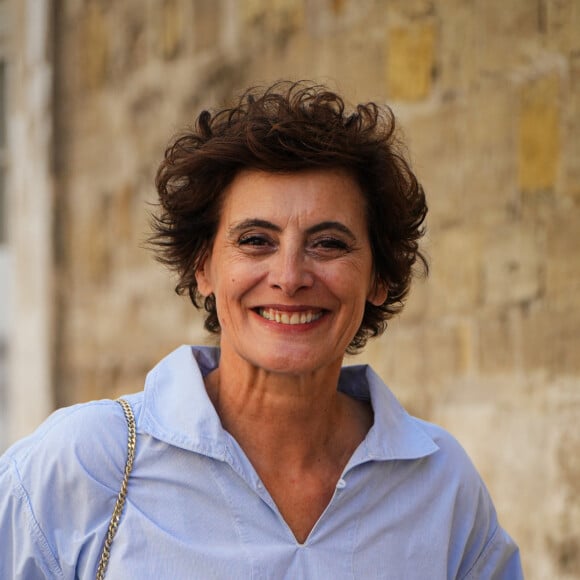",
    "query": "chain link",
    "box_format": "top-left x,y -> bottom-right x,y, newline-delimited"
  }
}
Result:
96,398 -> 136,580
